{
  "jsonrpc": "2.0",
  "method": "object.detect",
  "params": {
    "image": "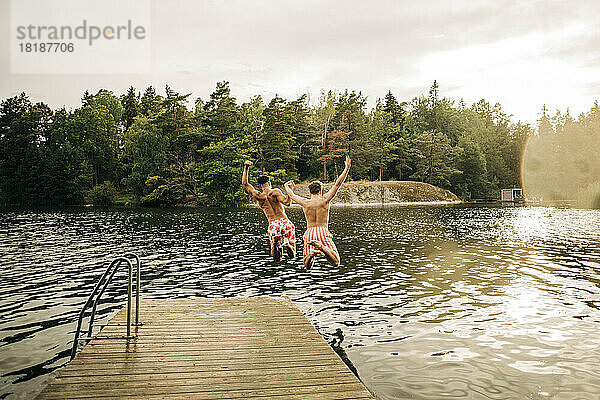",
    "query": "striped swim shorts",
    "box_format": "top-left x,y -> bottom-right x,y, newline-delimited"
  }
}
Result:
303,226 -> 339,258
